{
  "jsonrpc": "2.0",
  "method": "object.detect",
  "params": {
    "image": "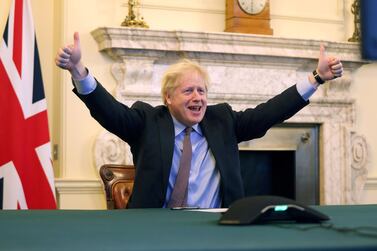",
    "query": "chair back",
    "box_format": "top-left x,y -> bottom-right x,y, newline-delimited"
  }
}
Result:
99,164 -> 135,209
